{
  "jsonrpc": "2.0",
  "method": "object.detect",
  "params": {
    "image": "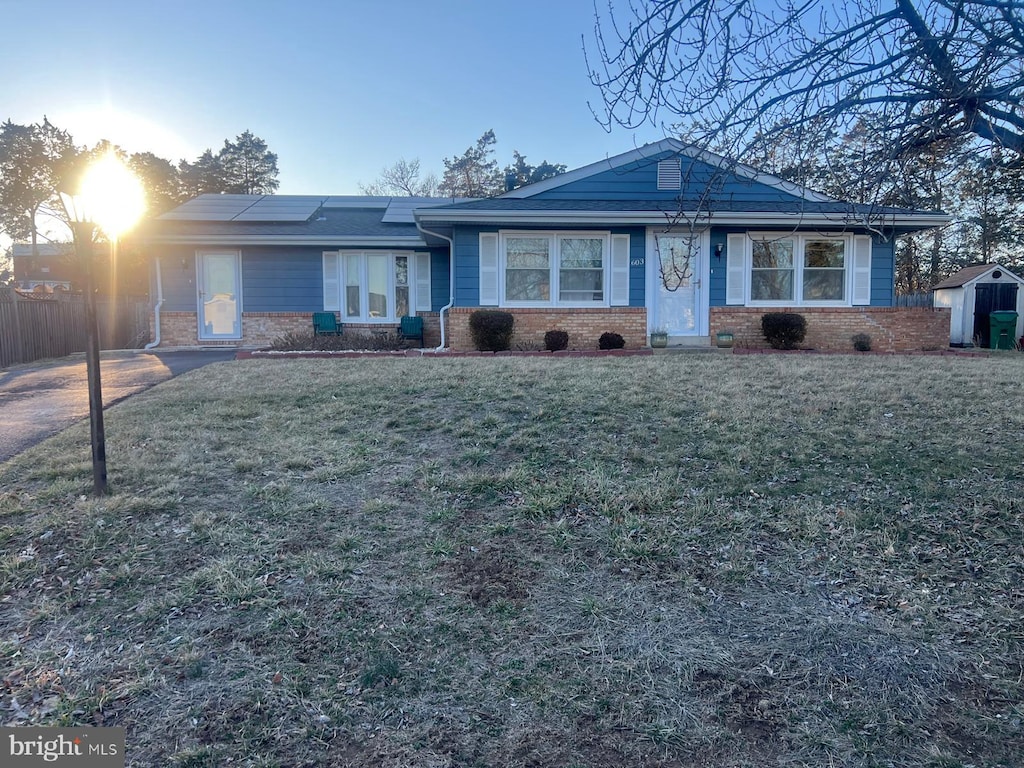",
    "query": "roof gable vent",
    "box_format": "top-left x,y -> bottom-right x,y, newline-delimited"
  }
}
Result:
657,157 -> 682,190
